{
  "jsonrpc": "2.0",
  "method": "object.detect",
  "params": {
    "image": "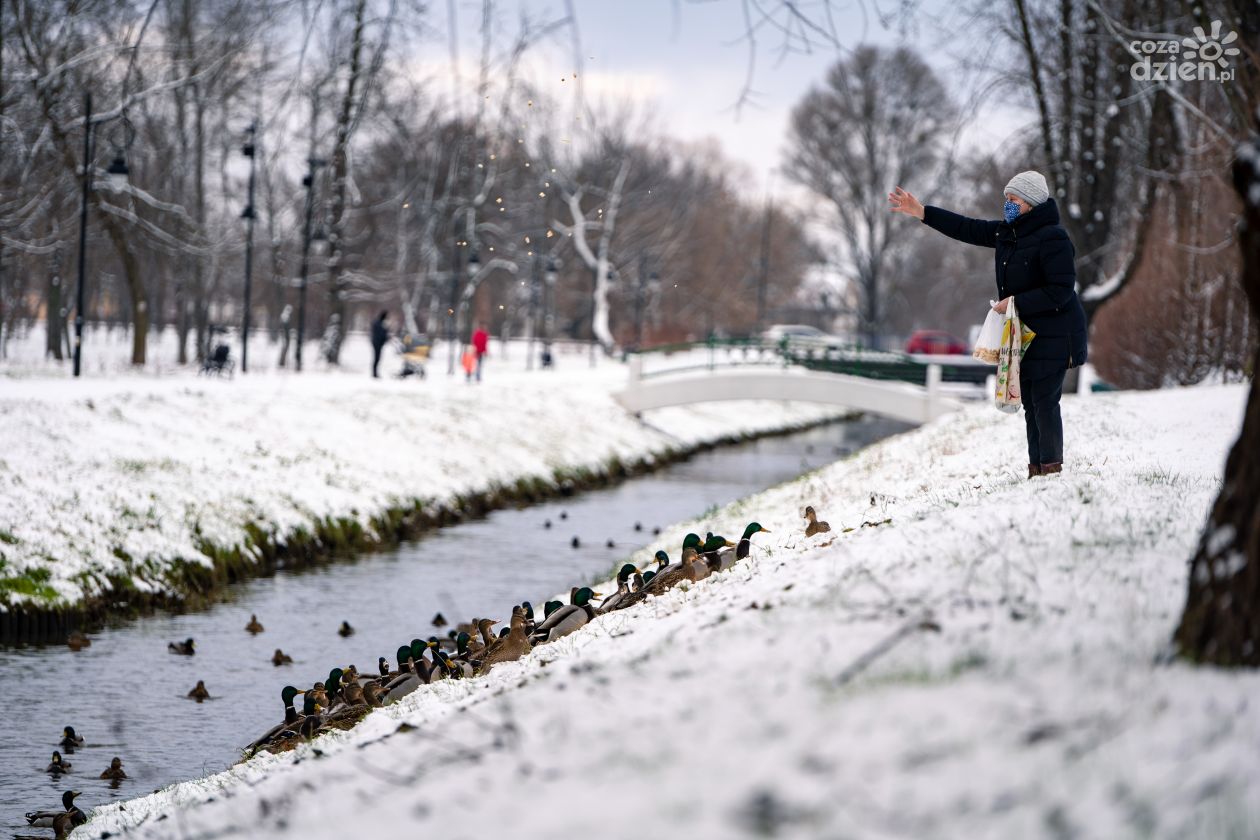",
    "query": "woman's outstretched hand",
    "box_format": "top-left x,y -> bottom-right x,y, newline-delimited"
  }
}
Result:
888,187 -> 925,220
